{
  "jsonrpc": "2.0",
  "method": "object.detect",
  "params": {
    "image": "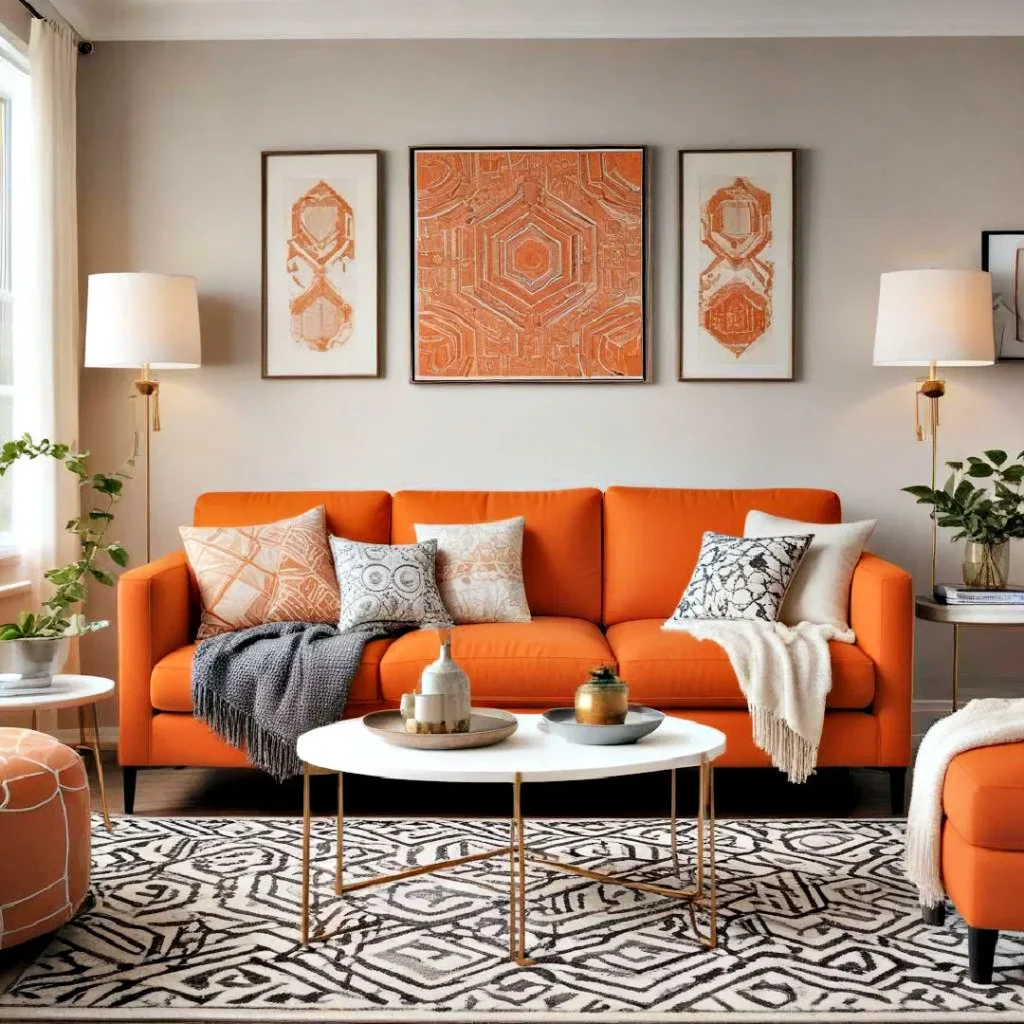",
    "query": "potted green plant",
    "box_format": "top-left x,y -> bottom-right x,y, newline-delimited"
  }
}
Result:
0,435 -> 131,689
904,448 -> 1024,588
575,665 -> 629,726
